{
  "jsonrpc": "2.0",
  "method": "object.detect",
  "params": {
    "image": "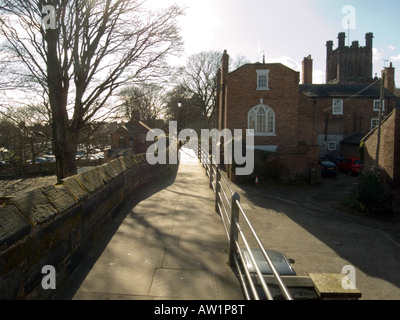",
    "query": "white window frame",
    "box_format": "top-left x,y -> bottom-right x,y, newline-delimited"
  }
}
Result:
332,99 -> 343,115
248,104 -> 276,136
327,141 -> 337,151
373,100 -> 385,112
257,70 -> 270,90
371,118 -> 379,131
